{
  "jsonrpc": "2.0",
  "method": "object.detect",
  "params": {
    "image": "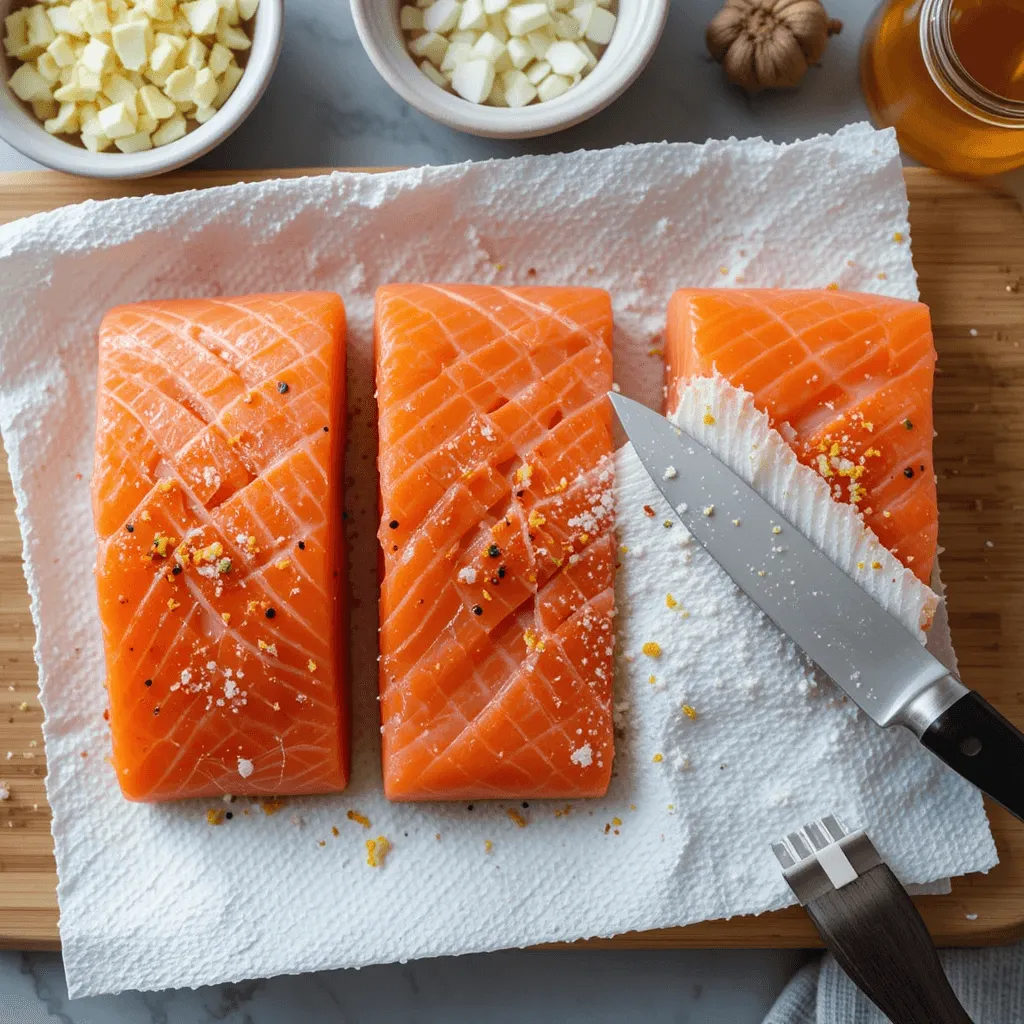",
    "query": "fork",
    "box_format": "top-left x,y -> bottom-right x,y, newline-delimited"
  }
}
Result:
773,815 -> 973,1024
